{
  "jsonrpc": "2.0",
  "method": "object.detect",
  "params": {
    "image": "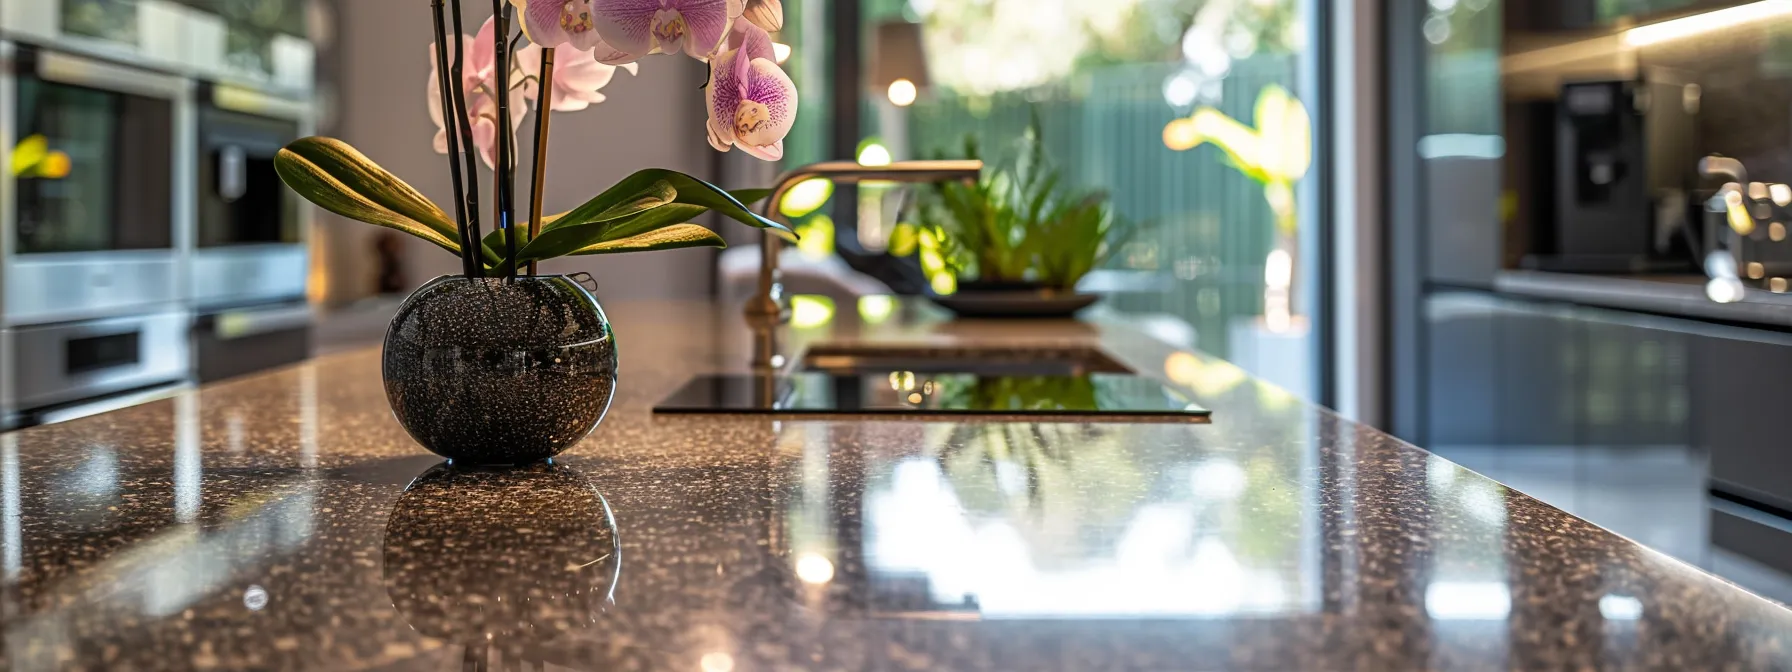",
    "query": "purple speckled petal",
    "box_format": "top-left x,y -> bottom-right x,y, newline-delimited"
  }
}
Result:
590,0 -> 661,57
664,0 -> 740,58
705,48 -> 743,146
736,57 -> 796,148
516,0 -> 572,47
725,20 -> 775,66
